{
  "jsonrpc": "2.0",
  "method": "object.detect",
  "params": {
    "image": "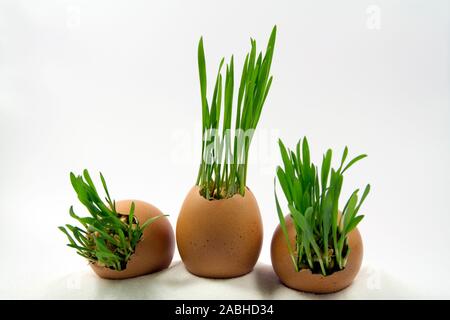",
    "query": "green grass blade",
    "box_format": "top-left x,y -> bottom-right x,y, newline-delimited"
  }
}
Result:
343,192 -> 358,230
342,154 -> 367,174
274,179 -> 298,271
99,172 -> 112,206
198,37 -> 210,130
338,146 -> 349,173
140,214 -> 168,230
355,184 -> 371,215
276,166 -> 292,204
345,215 -> 364,234
59,226 -> 76,246
128,201 -> 135,227
321,149 -> 332,192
